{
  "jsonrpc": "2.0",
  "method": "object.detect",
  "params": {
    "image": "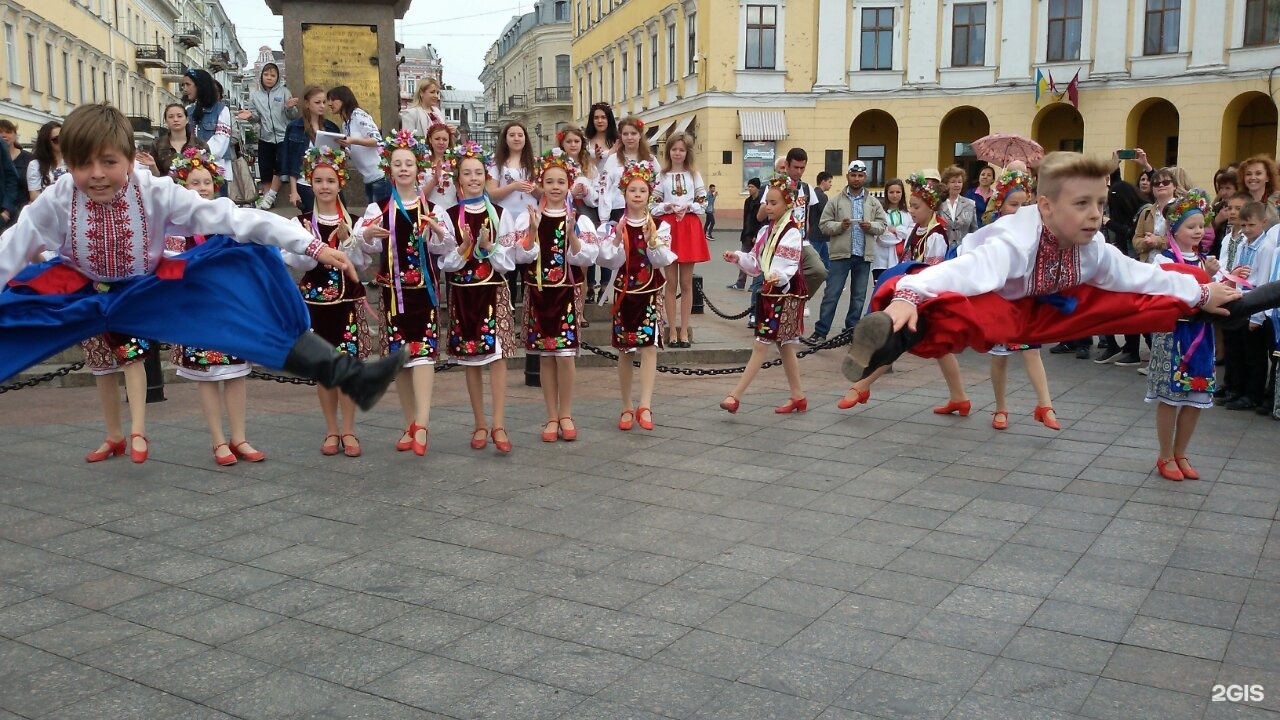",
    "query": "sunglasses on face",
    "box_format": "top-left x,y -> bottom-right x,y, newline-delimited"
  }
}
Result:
1153,179 -> 1173,187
